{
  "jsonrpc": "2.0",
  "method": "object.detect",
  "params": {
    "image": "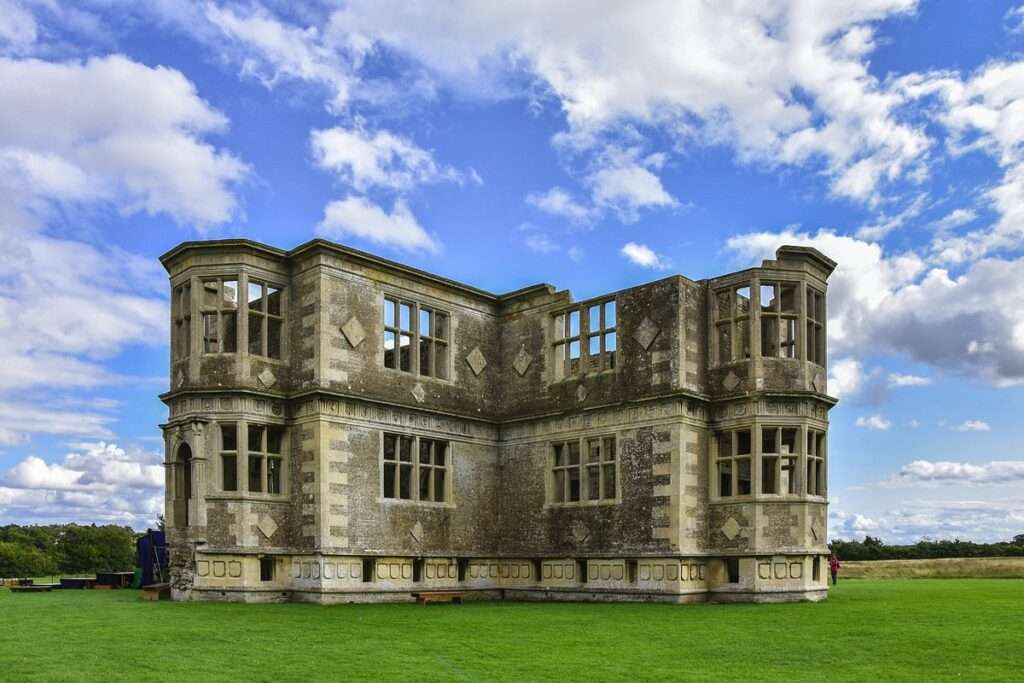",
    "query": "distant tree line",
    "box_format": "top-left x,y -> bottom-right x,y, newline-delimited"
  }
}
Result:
830,534 -> 1024,561
0,524 -> 137,578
